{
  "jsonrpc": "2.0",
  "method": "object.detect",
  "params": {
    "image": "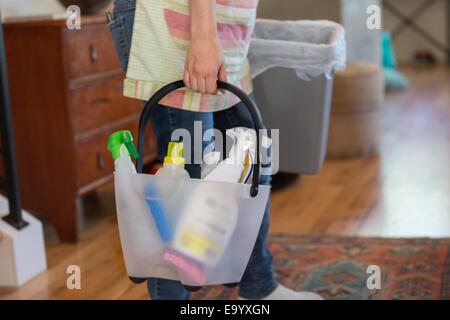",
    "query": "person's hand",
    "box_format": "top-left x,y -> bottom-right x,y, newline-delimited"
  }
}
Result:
184,36 -> 227,94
